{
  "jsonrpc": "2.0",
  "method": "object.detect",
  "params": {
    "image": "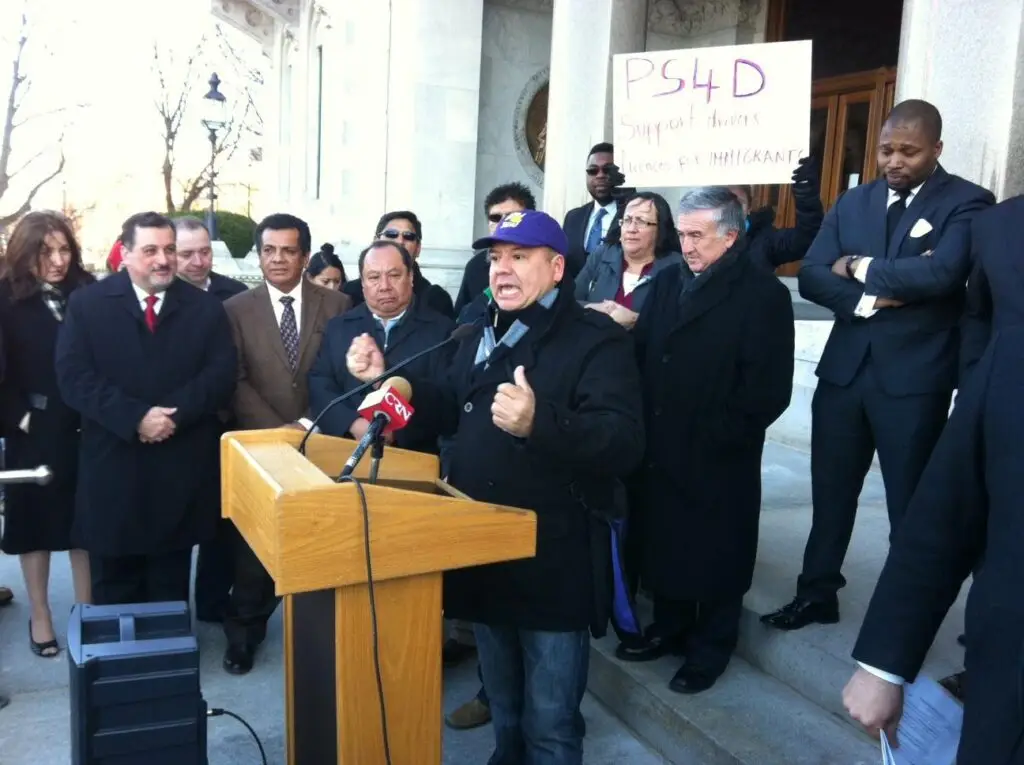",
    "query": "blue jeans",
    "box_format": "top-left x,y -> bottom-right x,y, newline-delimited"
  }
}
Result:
474,624 -> 589,765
